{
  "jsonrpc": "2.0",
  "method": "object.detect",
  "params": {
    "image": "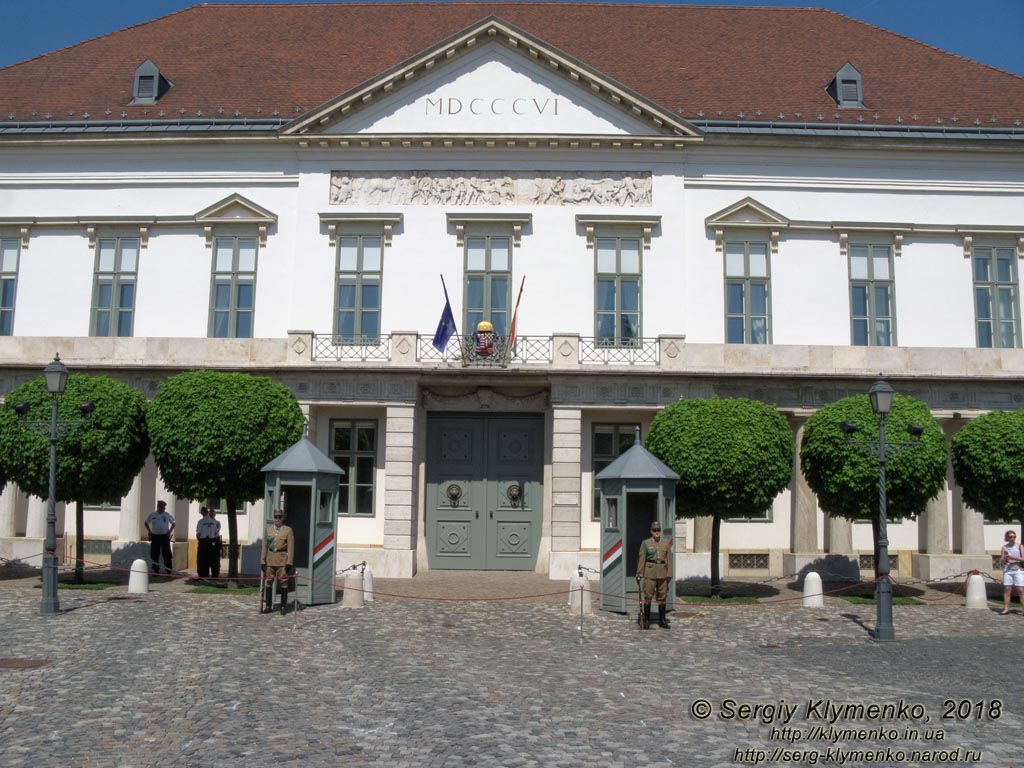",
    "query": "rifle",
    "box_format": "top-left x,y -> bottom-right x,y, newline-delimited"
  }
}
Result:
636,574 -> 648,629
